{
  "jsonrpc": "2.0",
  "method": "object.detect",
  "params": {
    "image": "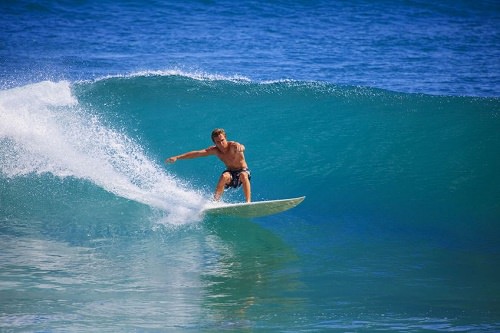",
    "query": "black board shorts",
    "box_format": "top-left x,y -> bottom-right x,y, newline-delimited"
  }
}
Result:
223,168 -> 251,189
